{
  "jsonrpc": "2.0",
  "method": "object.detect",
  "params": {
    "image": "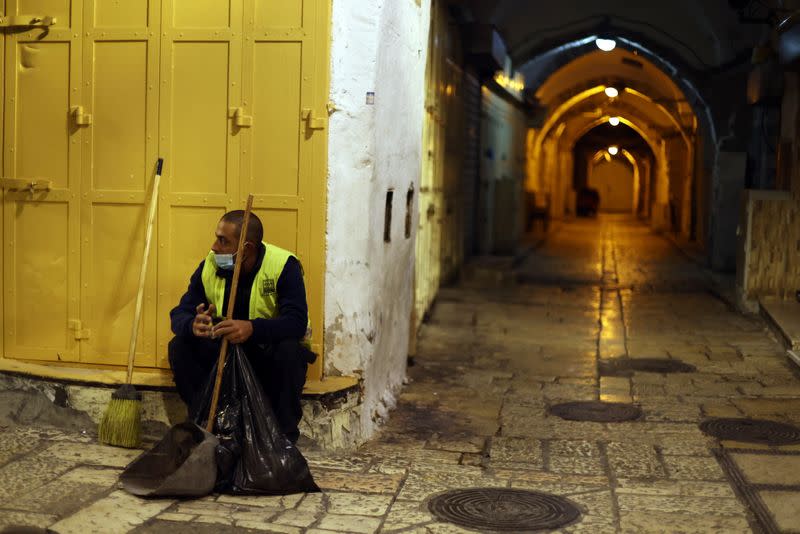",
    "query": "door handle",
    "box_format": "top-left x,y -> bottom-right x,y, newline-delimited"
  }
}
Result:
0,178 -> 52,193
230,107 -> 252,127
71,106 -> 92,126
301,108 -> 326,130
